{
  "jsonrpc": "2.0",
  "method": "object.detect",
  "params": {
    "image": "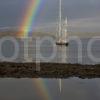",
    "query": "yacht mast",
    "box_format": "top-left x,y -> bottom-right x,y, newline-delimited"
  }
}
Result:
59,0 -> 62,40
56,0 -> 68,45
